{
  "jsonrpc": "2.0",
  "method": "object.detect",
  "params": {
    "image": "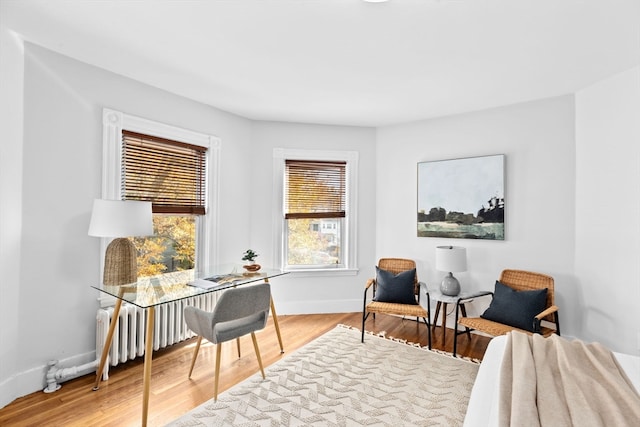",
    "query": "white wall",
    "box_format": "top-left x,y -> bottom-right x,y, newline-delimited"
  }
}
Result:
575,66 -> 640,355
4,43 -> 255,403
0,20 -> 25,408
248,121 -> 377,314
0,43 -> 378,405
376,96 -> 578,336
